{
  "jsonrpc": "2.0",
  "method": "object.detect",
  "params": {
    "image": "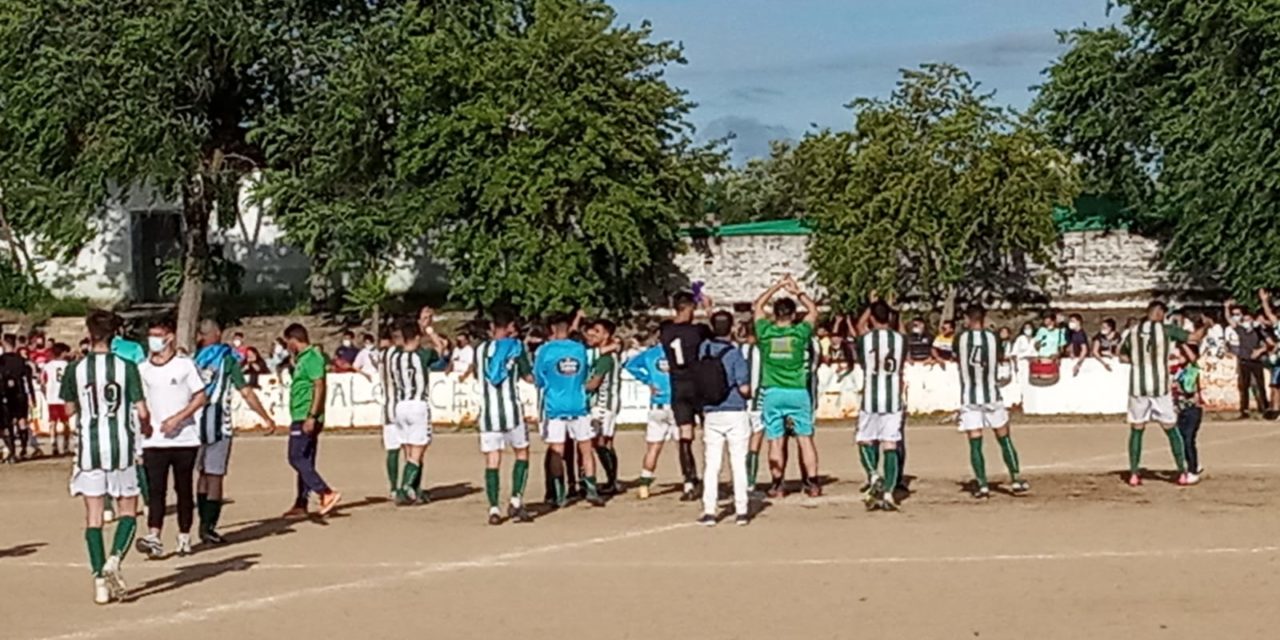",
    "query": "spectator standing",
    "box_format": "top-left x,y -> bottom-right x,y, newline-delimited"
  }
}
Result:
932,320 -> 957,363
267,338 -> 291,374
1010,322 -> 1037,361
1226,297 -> 1271,418
1173,343 -> 1204,483
1034,313 -> 1065,359
352,333 -> 379,380
242,347 -> 270,388
905,318 -> 934,364
231,332 -> 249,362
334,331 -> 360,369
1064,315 -> 1089,359
448,333 -> 476,382
431,337 -> 452,372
